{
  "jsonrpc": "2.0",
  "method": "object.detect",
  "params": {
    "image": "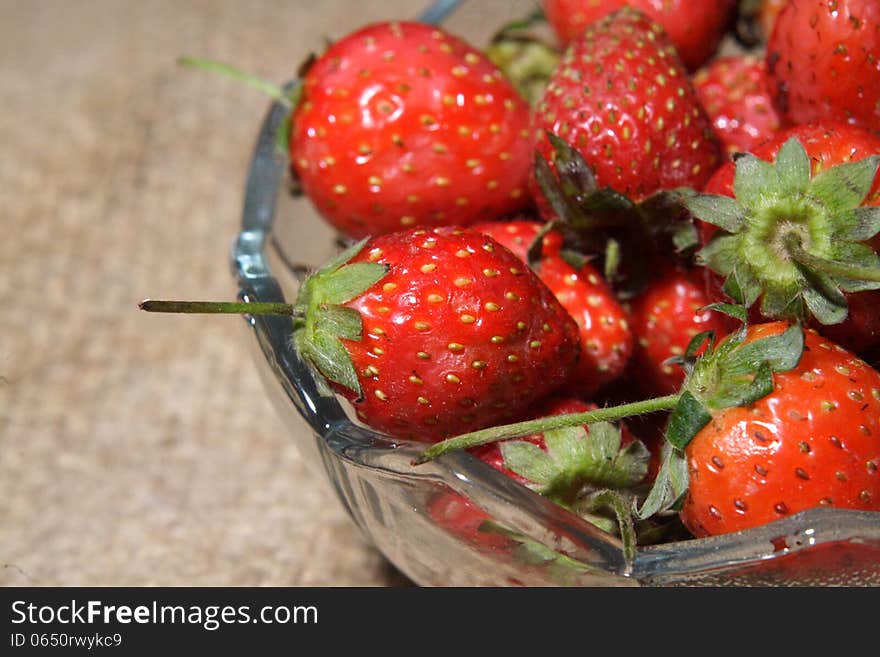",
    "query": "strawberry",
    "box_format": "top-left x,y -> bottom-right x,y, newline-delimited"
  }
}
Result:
472,217 -> 564,262
692,55 -> 783,155
474,219 -> 634,395
539,254 -> 633,394
542,0 -> 737,70
471,397 -> 650,504
292,227 -> 580,442
419,319 -> 822,542
289,21 -> 533,239
426,490 -> 512,551
680,322 -> 880,537
629,267 -> 734,396
689,122 -> 880,354
765,0 -> 880,131
531,7 -> 722,209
